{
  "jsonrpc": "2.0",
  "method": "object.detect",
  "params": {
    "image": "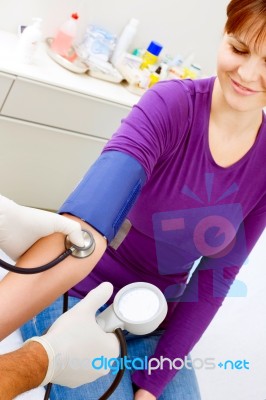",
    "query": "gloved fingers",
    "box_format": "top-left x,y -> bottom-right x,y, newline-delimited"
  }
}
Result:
47,282 -> 114,333
78,282 -> 114,313
0,196 -> 85,259
51,214 -> 85,247
67,229 -> 85,248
